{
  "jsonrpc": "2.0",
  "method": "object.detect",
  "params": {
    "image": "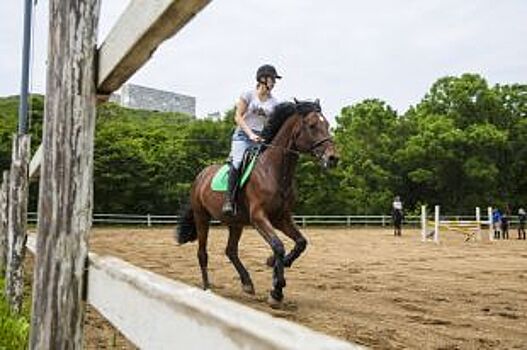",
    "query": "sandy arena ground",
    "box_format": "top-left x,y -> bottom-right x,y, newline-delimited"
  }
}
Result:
87,227 -> 527,349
